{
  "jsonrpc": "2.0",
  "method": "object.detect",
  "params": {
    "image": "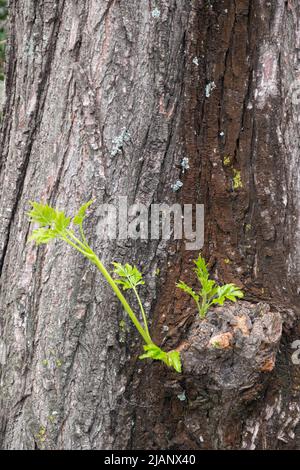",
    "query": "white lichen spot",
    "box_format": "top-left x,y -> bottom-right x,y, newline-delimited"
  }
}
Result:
192,57 -> 199,66
265,404 -> 275,420
205,81 -> 216,98
242,420 -> 260,450
219,131 -> 225,137
171,180 -> 183,192
111,128 -> 131,156
151,7 -> 161,18
282,193 -> 287,207
181,157 -> 190,172
0,80 -> 5,111
0,339 -> 6,365
177,391 -> 186,401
